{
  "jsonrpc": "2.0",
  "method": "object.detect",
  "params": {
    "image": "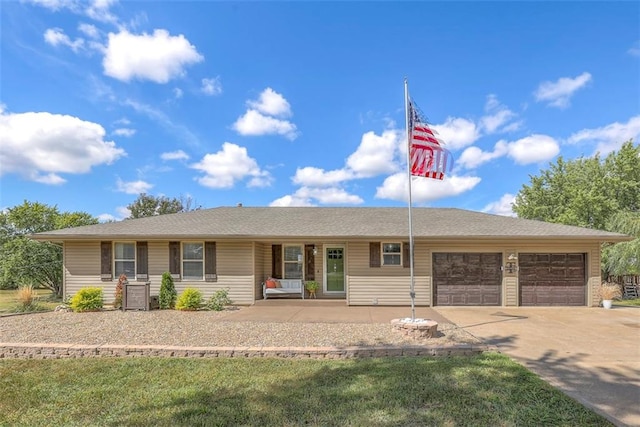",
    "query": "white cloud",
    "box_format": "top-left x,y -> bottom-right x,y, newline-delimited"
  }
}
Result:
232,109 -> 298,140
293,167 -> 353,187
116,178 -> 152,194
270,194 -> 315,207
85,0 -> 118,24
124,98 -> 200,147
270,187 -> 362,206
24,0 -> 77,12
534,72 -> 592,108
480,95 -> 521,134
629,41 -> 640,57
191,142 -> 272,188
201,77 -> 222,96
568,115 -> 640,155
78,22 -> 99,39
44,28 -> 84,52
346,130 -> 402,177
482,193 -> 516,217
0,109 -> 125,184
506,134 -> 560,164
375,172 -> 481,204
98,213 -> 117,222
173,88 -> 183,99
431,117 -> 480,150
248,87 -> 292,117
458,141 -> 509,169
161,150 -> 189,161
113,128 -> 135,137
98,205 -> 130,222
103,29 -> 204,83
